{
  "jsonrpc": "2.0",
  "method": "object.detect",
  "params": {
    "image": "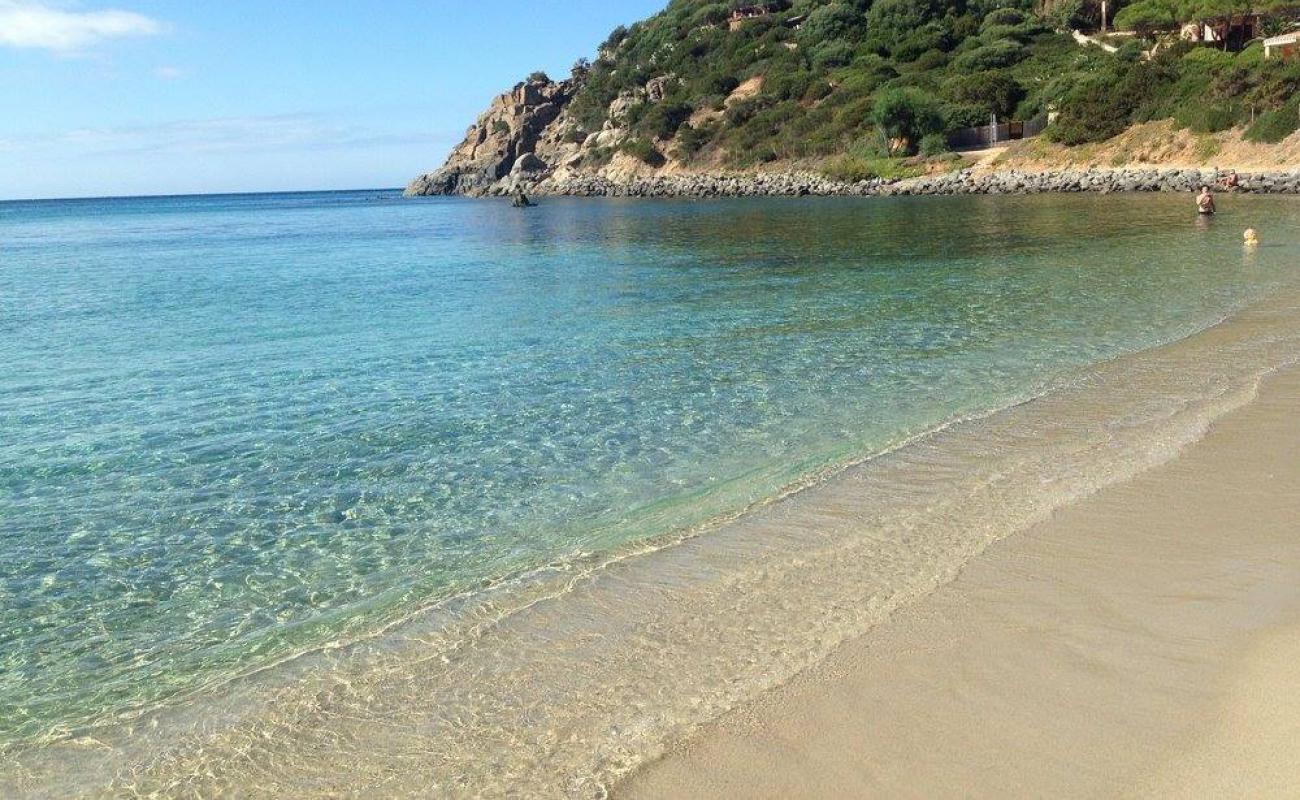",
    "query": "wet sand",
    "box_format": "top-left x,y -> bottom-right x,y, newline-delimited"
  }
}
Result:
620,365 -> 1300,799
